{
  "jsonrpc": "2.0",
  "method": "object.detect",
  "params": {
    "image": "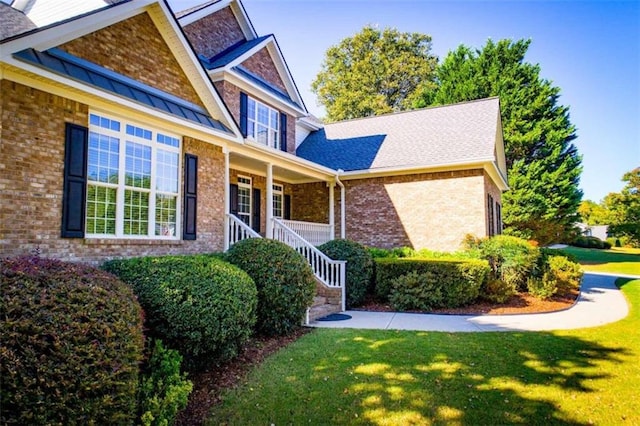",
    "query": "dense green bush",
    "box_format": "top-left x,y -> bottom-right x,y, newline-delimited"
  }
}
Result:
103,255 -> 257,365
319,239 -> 374,308
545,255 -> 583,295
481,278 -> 517,303
572,235 -> 612,249
368,246 -> 415,259
389,271 -> 444,311
467,235 -> 540,292
139,339 -> 193,426
226,239 -> 316,336
527,277 -> 558,300
1,256 -> 144,425
375,258 -> 489,307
